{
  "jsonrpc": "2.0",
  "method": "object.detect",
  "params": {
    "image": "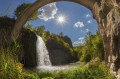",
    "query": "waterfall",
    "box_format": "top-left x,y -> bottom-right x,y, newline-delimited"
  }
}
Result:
36,35 -> 51,68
